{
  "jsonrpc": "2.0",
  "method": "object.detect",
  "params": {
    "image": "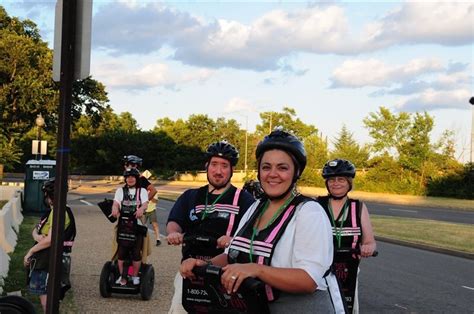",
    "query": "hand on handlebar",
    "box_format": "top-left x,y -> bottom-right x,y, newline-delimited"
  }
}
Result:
216,235 -> 232,249
180,258 -> 208,280
360,243 -> 377,258
221,263 -> 260,294
167,232 -> 184,245
111,207 -> 120,218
